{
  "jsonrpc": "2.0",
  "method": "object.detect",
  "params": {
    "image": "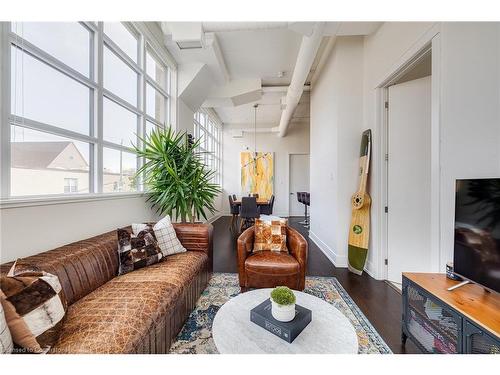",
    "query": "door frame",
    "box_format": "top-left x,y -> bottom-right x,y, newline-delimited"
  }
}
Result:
375,25 -> 442,281
287,153 -> 310,217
